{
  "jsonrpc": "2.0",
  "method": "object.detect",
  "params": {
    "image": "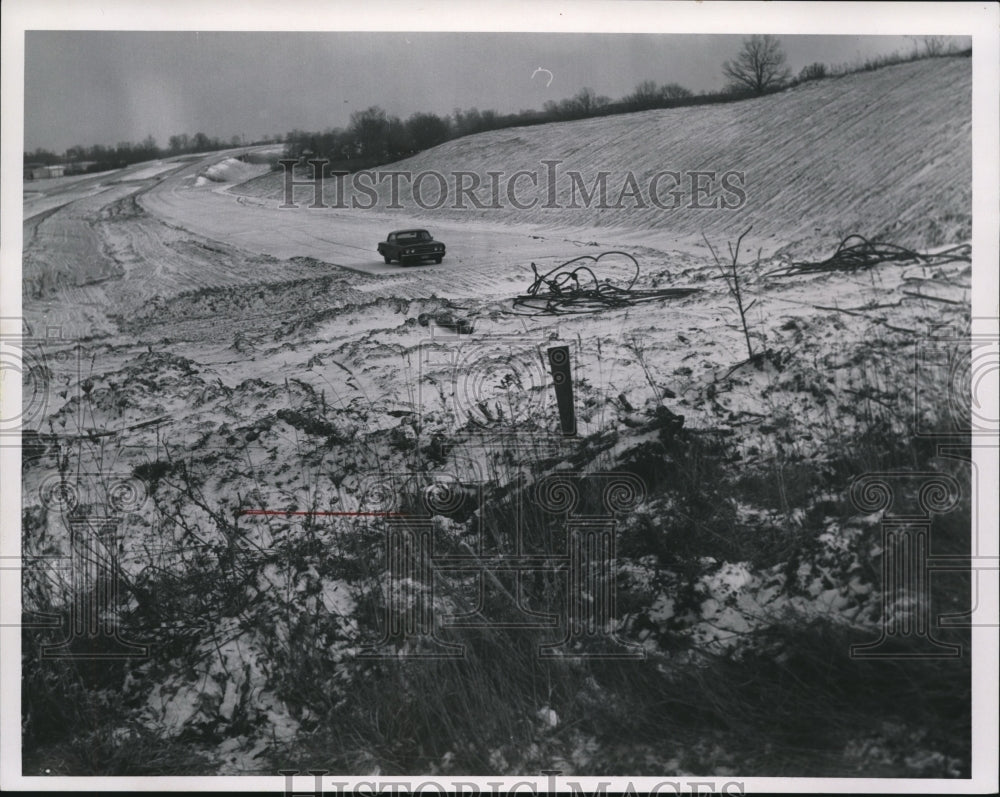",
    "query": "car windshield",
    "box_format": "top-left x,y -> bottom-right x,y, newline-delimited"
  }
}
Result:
396,231 -> 429,242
